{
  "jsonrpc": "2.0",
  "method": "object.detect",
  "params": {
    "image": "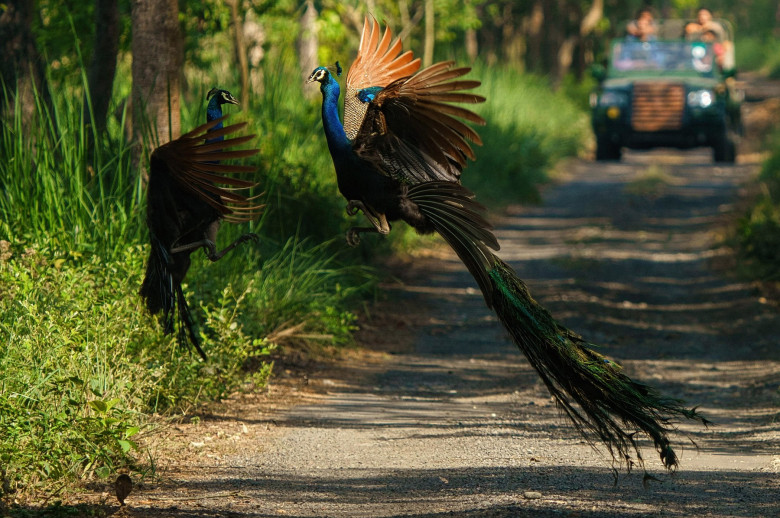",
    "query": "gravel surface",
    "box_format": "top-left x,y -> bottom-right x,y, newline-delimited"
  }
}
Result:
104,146 -> 780,518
